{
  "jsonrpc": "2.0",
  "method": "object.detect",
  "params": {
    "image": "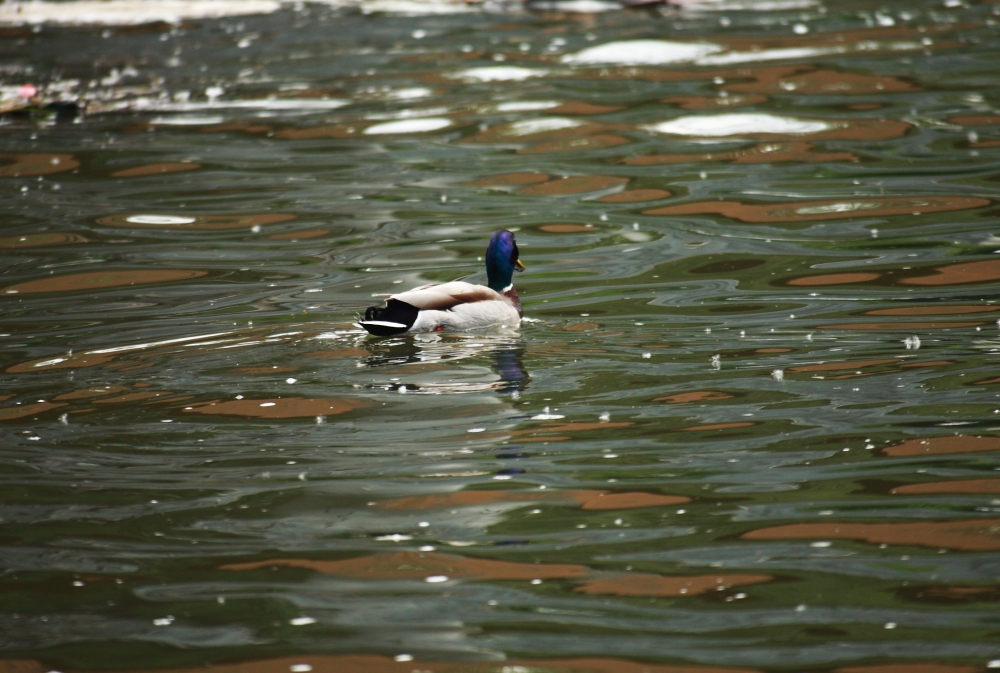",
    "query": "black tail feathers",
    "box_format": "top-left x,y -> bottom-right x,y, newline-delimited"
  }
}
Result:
359,299 -> 419,336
